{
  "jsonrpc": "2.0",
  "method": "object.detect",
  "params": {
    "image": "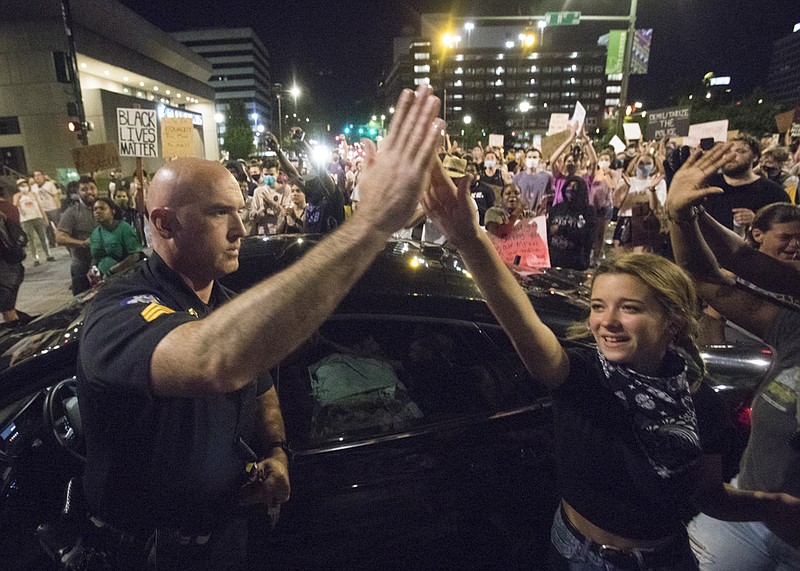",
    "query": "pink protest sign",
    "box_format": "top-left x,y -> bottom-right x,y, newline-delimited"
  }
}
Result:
487,215 -> 551,269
